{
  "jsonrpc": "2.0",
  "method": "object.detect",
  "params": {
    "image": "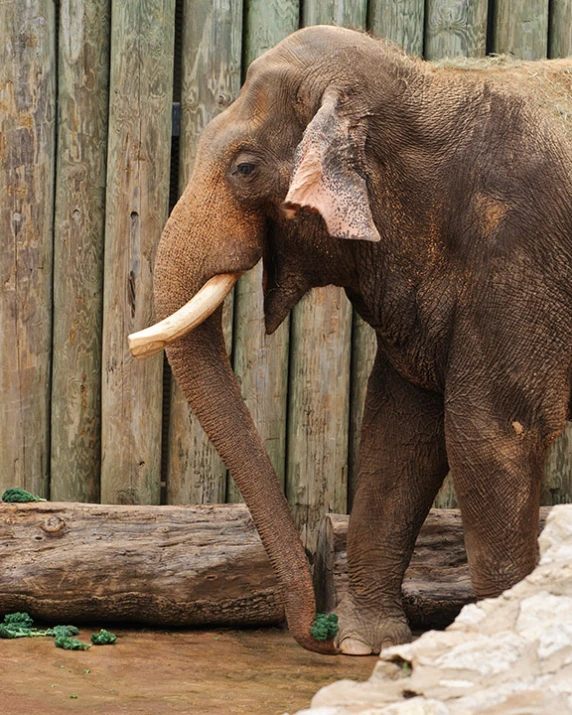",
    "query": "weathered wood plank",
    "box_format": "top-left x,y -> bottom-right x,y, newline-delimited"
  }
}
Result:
493,0 -> 571,506
424,0 -> 488,59
50,0 -> 111,502
424,0 -> 488,508
368,0 -> 425,56
166,0 -> 243,506
0,502 -> 283,626
242,0 -> 300,60
547,0 -> 572,505
492,0 -> 549,59
348,315 -> 376,508
433,471 -> 458,509
314,508 -> 552,630
228,0 -> 299,502
542,427 -> 572,505
352,2 -> 425,500
0,1 -> 56,497
549,0 -> 572,58
286,1 -> 367,552
288,288 -> 353,551
303,0 -> 366,27
100,0 -> 175,504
